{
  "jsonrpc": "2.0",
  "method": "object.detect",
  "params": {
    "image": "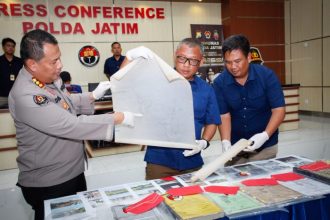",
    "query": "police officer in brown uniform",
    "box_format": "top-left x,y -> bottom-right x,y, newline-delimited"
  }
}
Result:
8,29 -> 138,220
